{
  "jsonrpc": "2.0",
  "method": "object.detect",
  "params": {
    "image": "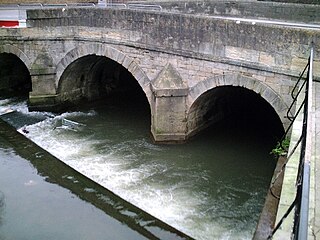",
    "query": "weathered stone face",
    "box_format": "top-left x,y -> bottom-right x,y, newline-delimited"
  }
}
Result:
150,1 -> 320,22
151,64 -> 188,142
1,6 -> 316,141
